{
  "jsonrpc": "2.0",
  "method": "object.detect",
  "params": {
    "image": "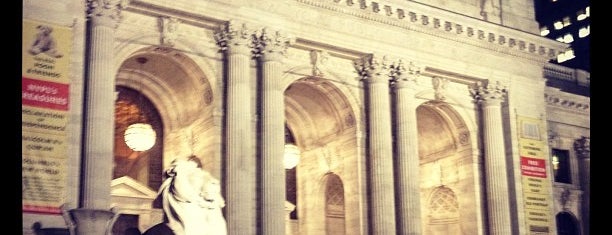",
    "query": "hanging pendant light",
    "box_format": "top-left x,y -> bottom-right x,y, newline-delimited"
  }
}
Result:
124,57 -> 156,152
284,143 -> 301,169
284,125 -> 300,169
